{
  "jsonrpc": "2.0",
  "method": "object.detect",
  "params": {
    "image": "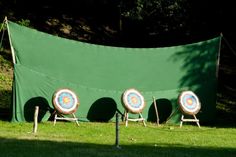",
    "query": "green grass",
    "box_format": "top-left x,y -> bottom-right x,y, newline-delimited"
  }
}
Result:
0,121 -> 236,157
